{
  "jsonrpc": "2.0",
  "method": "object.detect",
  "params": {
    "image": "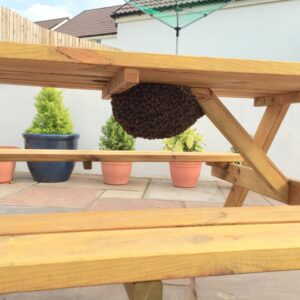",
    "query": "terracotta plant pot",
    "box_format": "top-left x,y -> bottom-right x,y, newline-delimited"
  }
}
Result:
0,146 -> 18,184
169,162 -> 202,188
102,162 -> 132,185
